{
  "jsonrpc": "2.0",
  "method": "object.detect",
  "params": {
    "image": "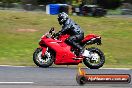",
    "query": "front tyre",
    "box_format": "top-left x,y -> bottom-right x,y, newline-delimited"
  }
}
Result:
83,47 -> 105,69
33,48 -> 54,68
